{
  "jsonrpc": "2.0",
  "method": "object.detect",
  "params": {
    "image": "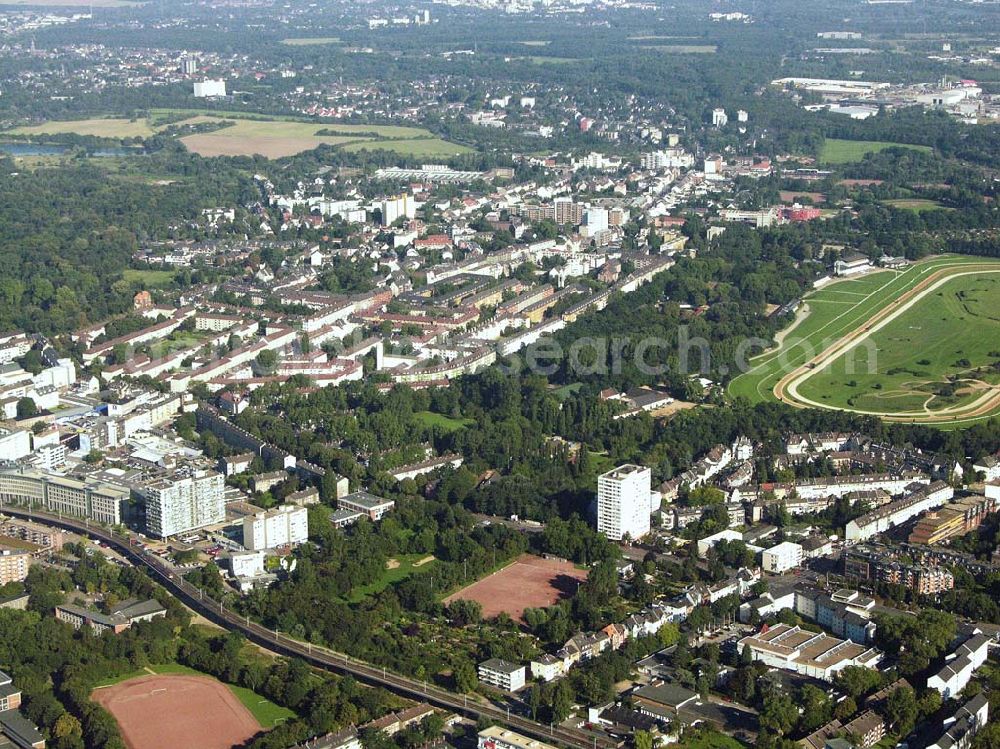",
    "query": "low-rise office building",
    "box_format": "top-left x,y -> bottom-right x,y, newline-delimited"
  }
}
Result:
737,623 -> 882,681
338,491 -> 394,521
